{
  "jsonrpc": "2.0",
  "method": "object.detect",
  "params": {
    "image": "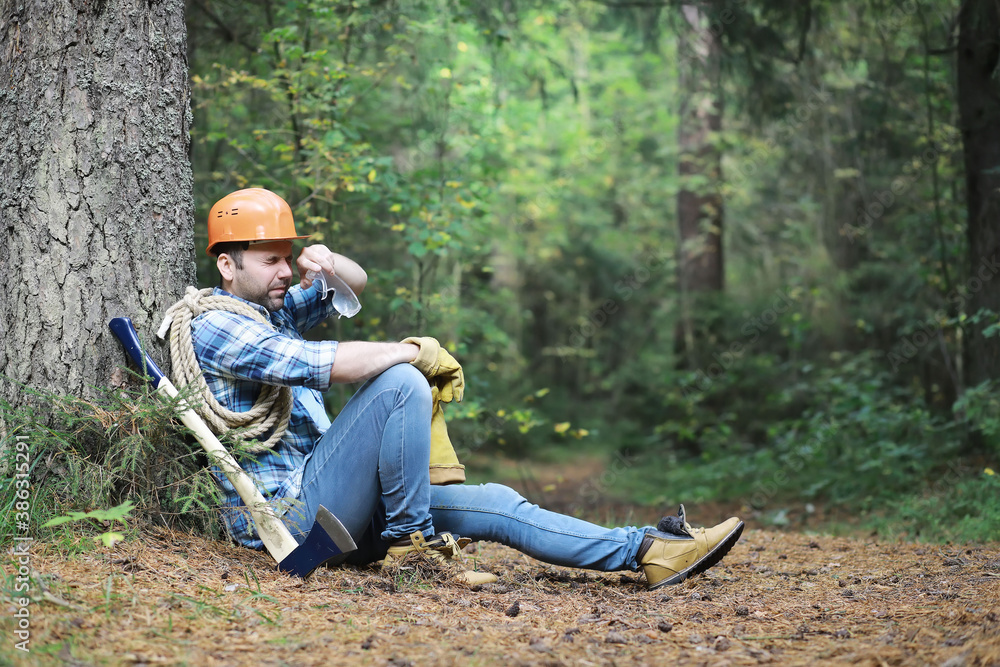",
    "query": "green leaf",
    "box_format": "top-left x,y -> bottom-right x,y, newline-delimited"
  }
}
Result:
42,512 -> 88,528
42,502 -> 135,528
99,532 -> 125,548
85,502 -> 136,523
407,241 -> 428,257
